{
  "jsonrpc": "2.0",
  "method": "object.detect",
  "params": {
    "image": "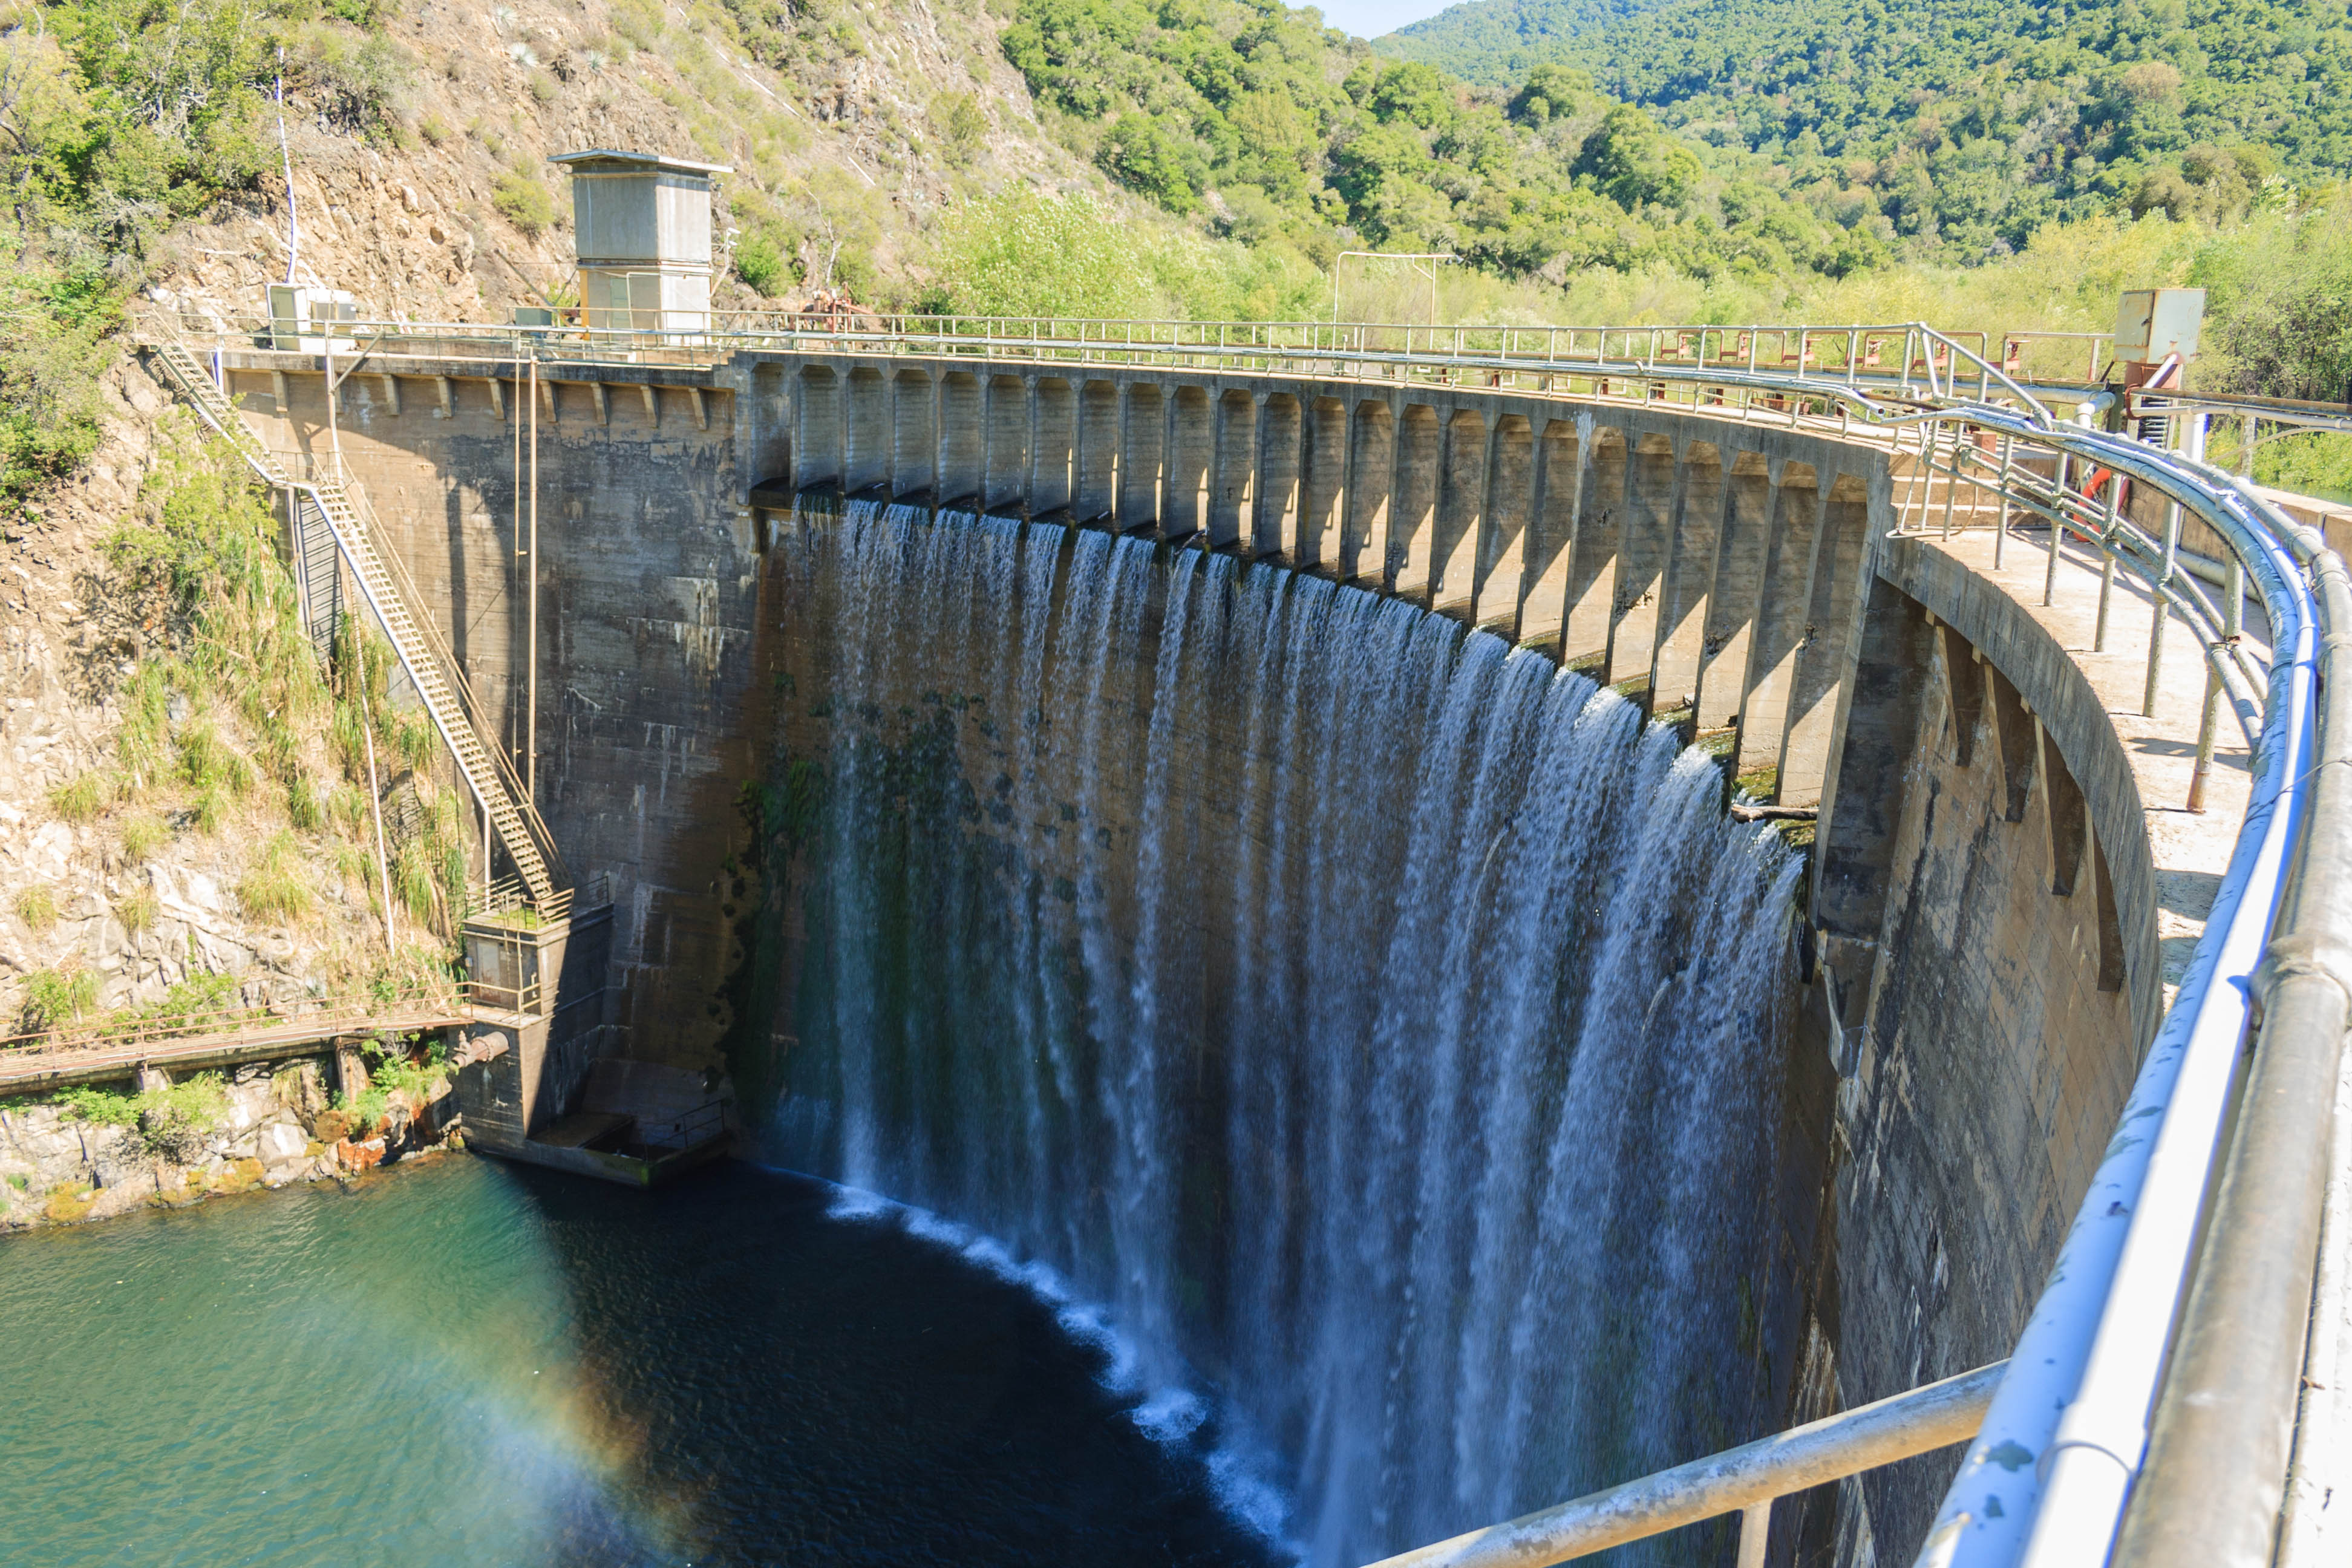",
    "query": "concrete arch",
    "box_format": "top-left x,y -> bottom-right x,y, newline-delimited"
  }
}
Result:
1256,394 -> 1303,558
891,370 -> 935,498
1650,440 -> 1723,716
1693,449 -> 1774,733
1033,378 -> 1076,517
1391,405 -> 1442,603
1610,431 -> 1682,689
1299,396 -> 1348,571
794,364 -> 839,488
843,366 -> 888,494
984,375 -> 1028,512
1345,400 -> 1395,586
1737,459 -> 1822,782
1475,414 -> 1534,638
938,372 -> 982,505
1432,408 -> 1486,619
1212,389 -> 1257,549
1563,425 -> 1628,667
1517,419 -> 1581,655
1120,382 -> 1165,527
1077,381 -> 1120,521
1168,386 -> 1212,540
